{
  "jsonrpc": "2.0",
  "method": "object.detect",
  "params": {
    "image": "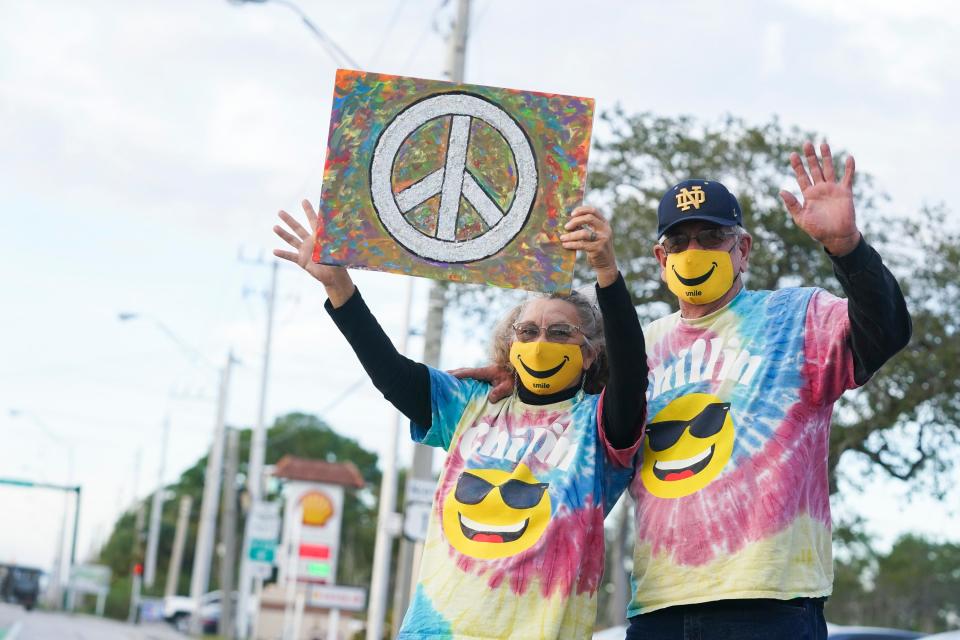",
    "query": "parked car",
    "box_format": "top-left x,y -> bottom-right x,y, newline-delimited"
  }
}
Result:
0,564 -> 44,610
163,593 -> 196,632
827,623 -> 924,639
198,590 -> 238,634
164,590 -> 239,634
593,625 -> 628,639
